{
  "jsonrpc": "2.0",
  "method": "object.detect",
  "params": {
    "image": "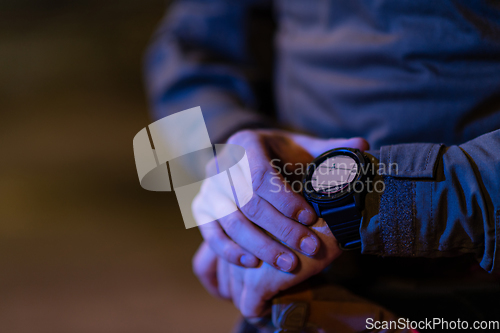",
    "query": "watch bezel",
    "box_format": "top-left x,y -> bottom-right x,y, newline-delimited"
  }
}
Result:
303,148 -> 366,202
